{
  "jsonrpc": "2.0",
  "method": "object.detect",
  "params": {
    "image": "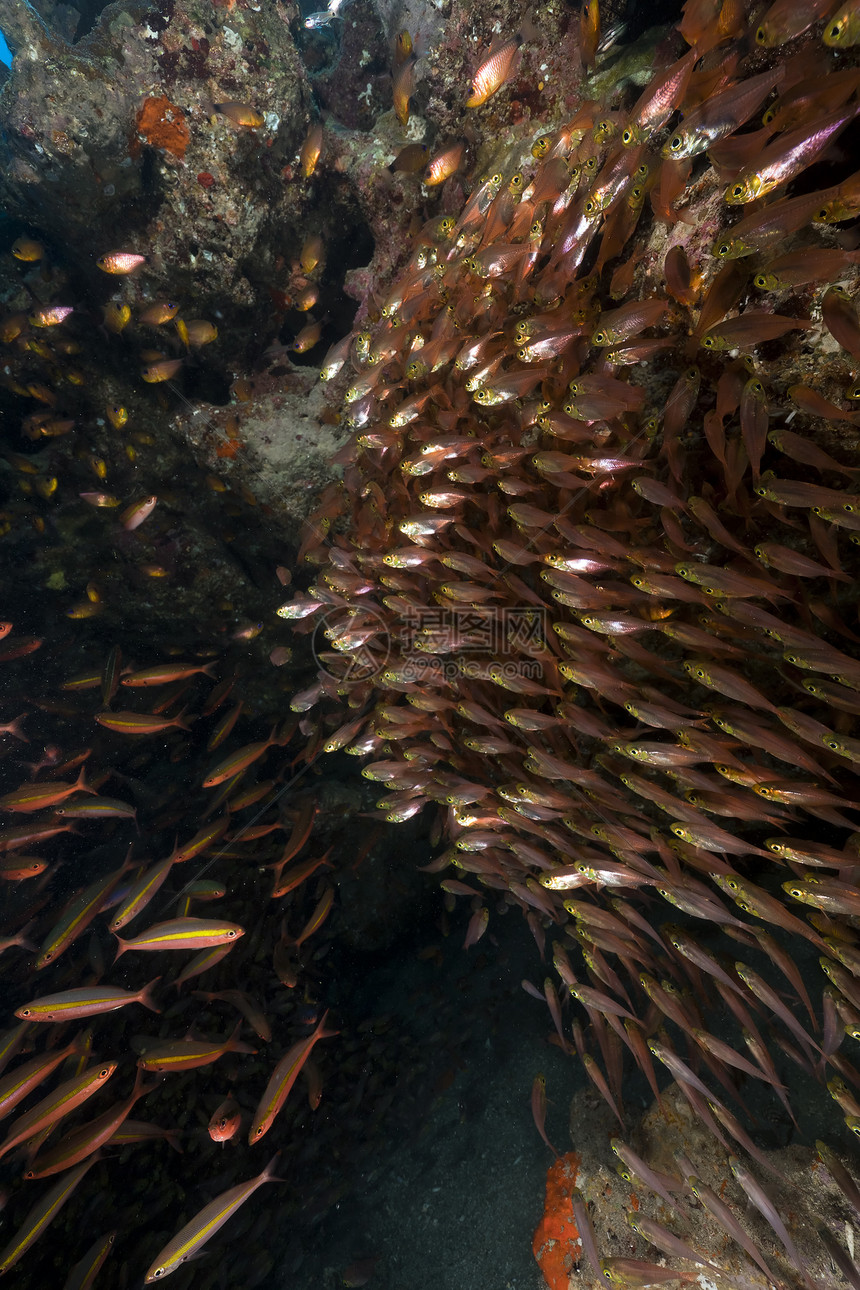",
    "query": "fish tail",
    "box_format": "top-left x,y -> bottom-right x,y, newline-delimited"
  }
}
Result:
140,977 -> 162,1013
